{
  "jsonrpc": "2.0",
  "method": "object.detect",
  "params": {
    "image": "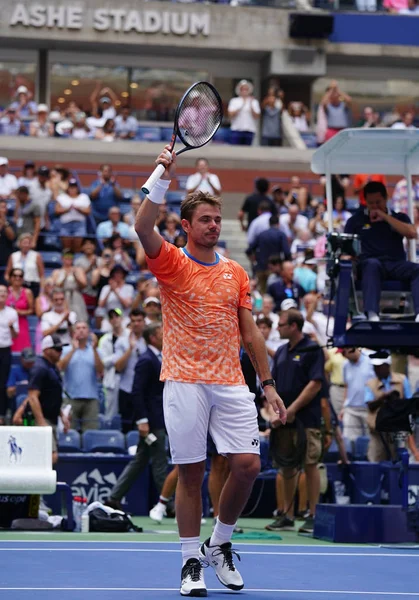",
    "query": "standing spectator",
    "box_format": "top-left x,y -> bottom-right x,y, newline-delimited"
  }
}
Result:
0,200 -> 16,284
0,157 -> 18,200
341,348 -> 375,441
228,79 -> 260,146
115,106 -> 138,140
89,165 -> 123,223
106,323 -> 167,509
246,201 -> 273,246
123,194 -> 142,228
34,277 -> 54,354
320,174 -> 350,203
51,250 -> 88,322
186,159 -> 222,196
96,206 -> 131,242
270,309 -> 324,534
29,166 -> 53,241
238,178 -> 275,232
0,285 -> 19,424
268,261 -> 306,312
272,187 -> 288,215
288,102 -> 309,133
391,111 -> 416,130
0,107 -> 23,136
161,213 -> 182,245
261,90 -> 282,147
29,105 -> 54,138
58,321 -> 103,433
97,265 -> 135,331
320,81 -> 352,142
49,165 -> 70,197
143,297 -> 162,325
6,233 -> 44,298
353,173 -> 387,207
280,205 -> 309,244
90,84 -> 117,121
114,308 -> 147,432
391,177 -> 419,215
249,215 -> 291,293
325,348 -> 346,415
285,176 -> 310,215
18,161 -> 36,188
98,308 -> 128,420
108,234 -> 133,272
6,268 -> 33,352
10,86 -> 37,118
14,186 -> 41,247
74,238 -> 99,314
41,288 -> 77,346
309,202 -> 328,239
92,248 -> 115,320
55,178 -> 91,253
6,347 -> 35,413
